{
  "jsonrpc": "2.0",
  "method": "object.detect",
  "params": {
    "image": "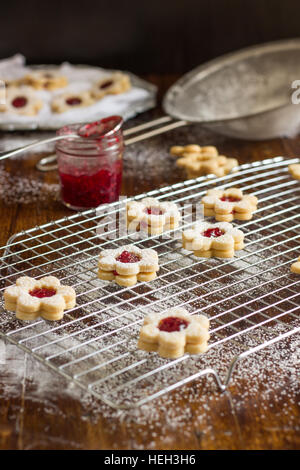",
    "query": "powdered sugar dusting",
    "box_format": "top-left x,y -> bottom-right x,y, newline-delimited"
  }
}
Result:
0,323 -> 298,449
0,167 -> 59,205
